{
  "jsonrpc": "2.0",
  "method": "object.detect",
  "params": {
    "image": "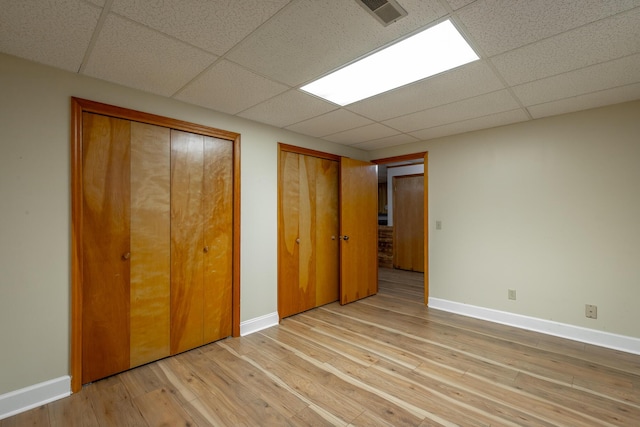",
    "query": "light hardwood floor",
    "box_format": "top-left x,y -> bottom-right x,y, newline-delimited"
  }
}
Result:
3,268 -> 639,426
